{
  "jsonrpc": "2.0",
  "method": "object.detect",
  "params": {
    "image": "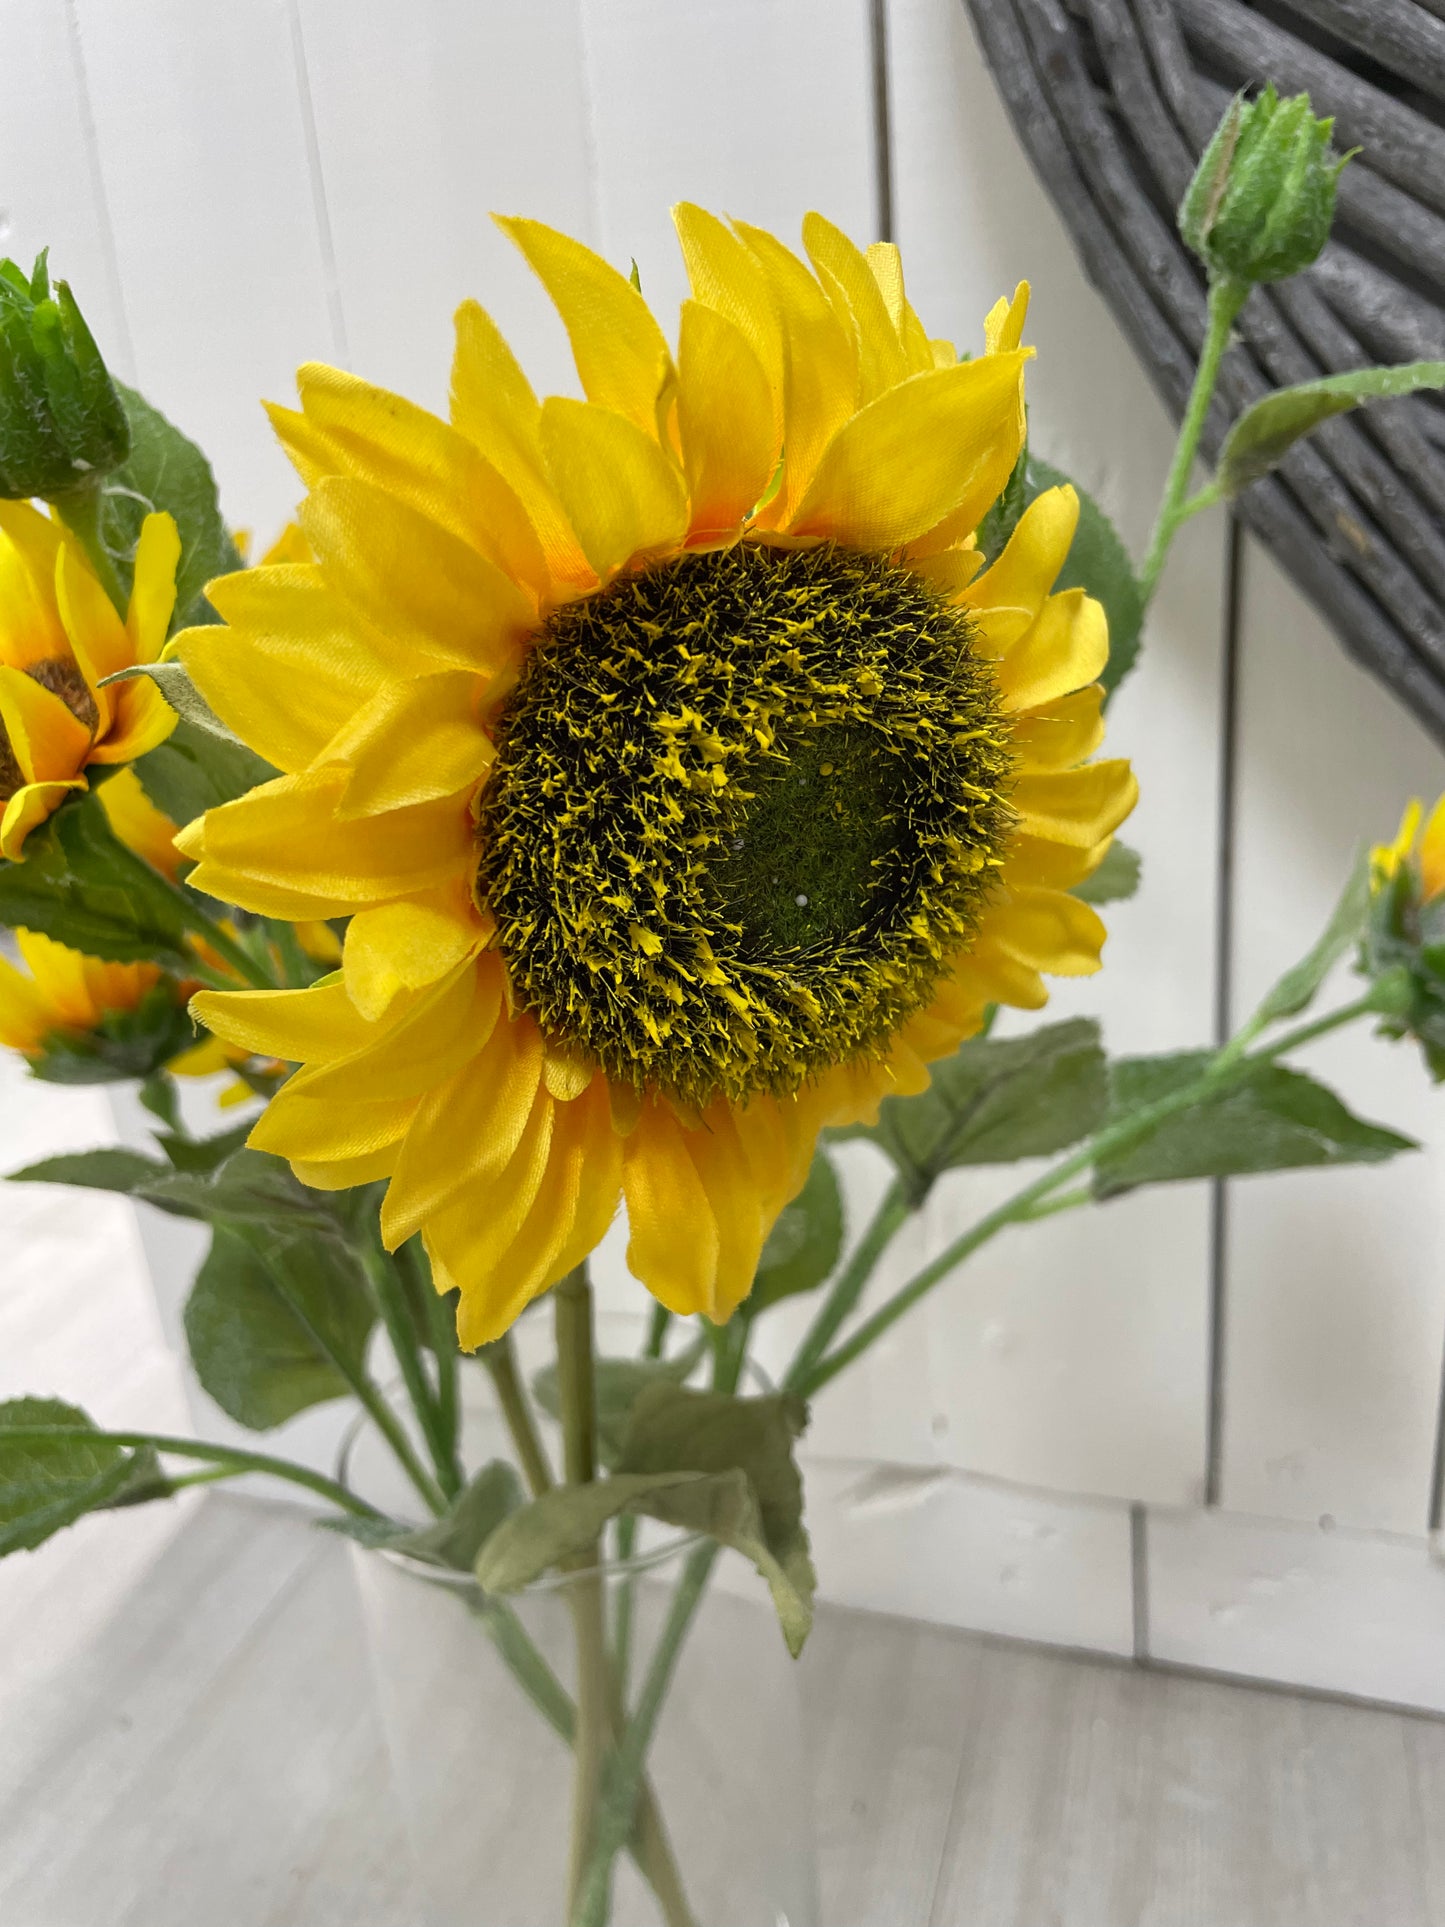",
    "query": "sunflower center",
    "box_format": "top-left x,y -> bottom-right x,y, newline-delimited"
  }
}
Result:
476,542 -> 1015,1105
